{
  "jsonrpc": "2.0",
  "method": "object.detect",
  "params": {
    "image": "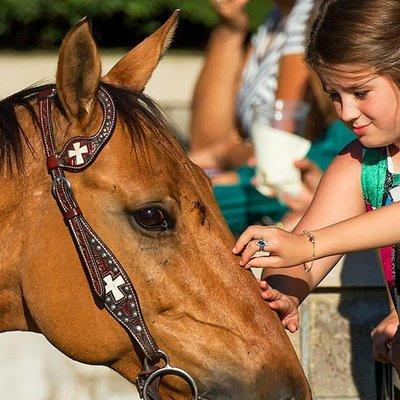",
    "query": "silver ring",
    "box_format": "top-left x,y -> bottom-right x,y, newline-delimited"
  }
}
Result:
142,351 -> 198,400
255,239 -> 268,252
